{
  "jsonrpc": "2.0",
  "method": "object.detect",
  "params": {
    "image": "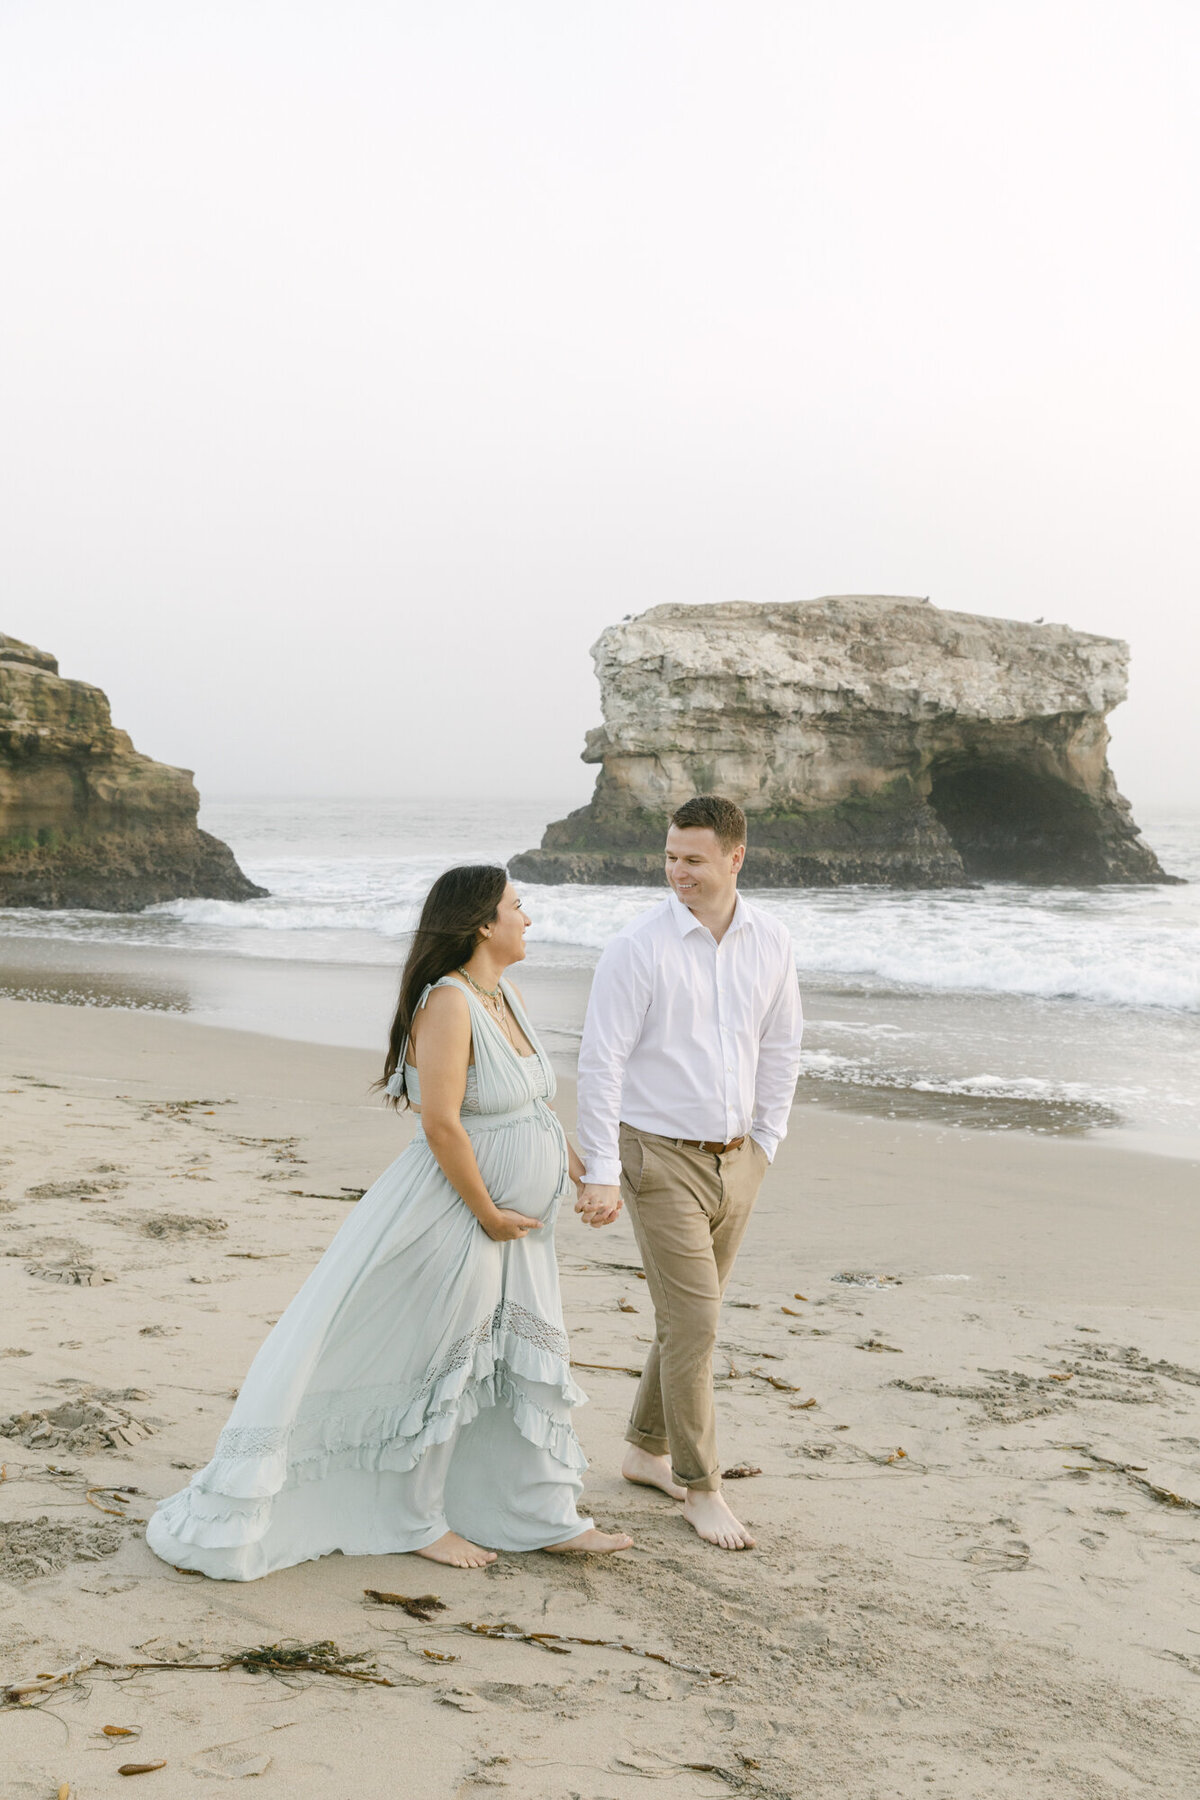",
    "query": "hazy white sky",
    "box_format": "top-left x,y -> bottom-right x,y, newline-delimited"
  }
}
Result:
2,1 -> 1197,813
